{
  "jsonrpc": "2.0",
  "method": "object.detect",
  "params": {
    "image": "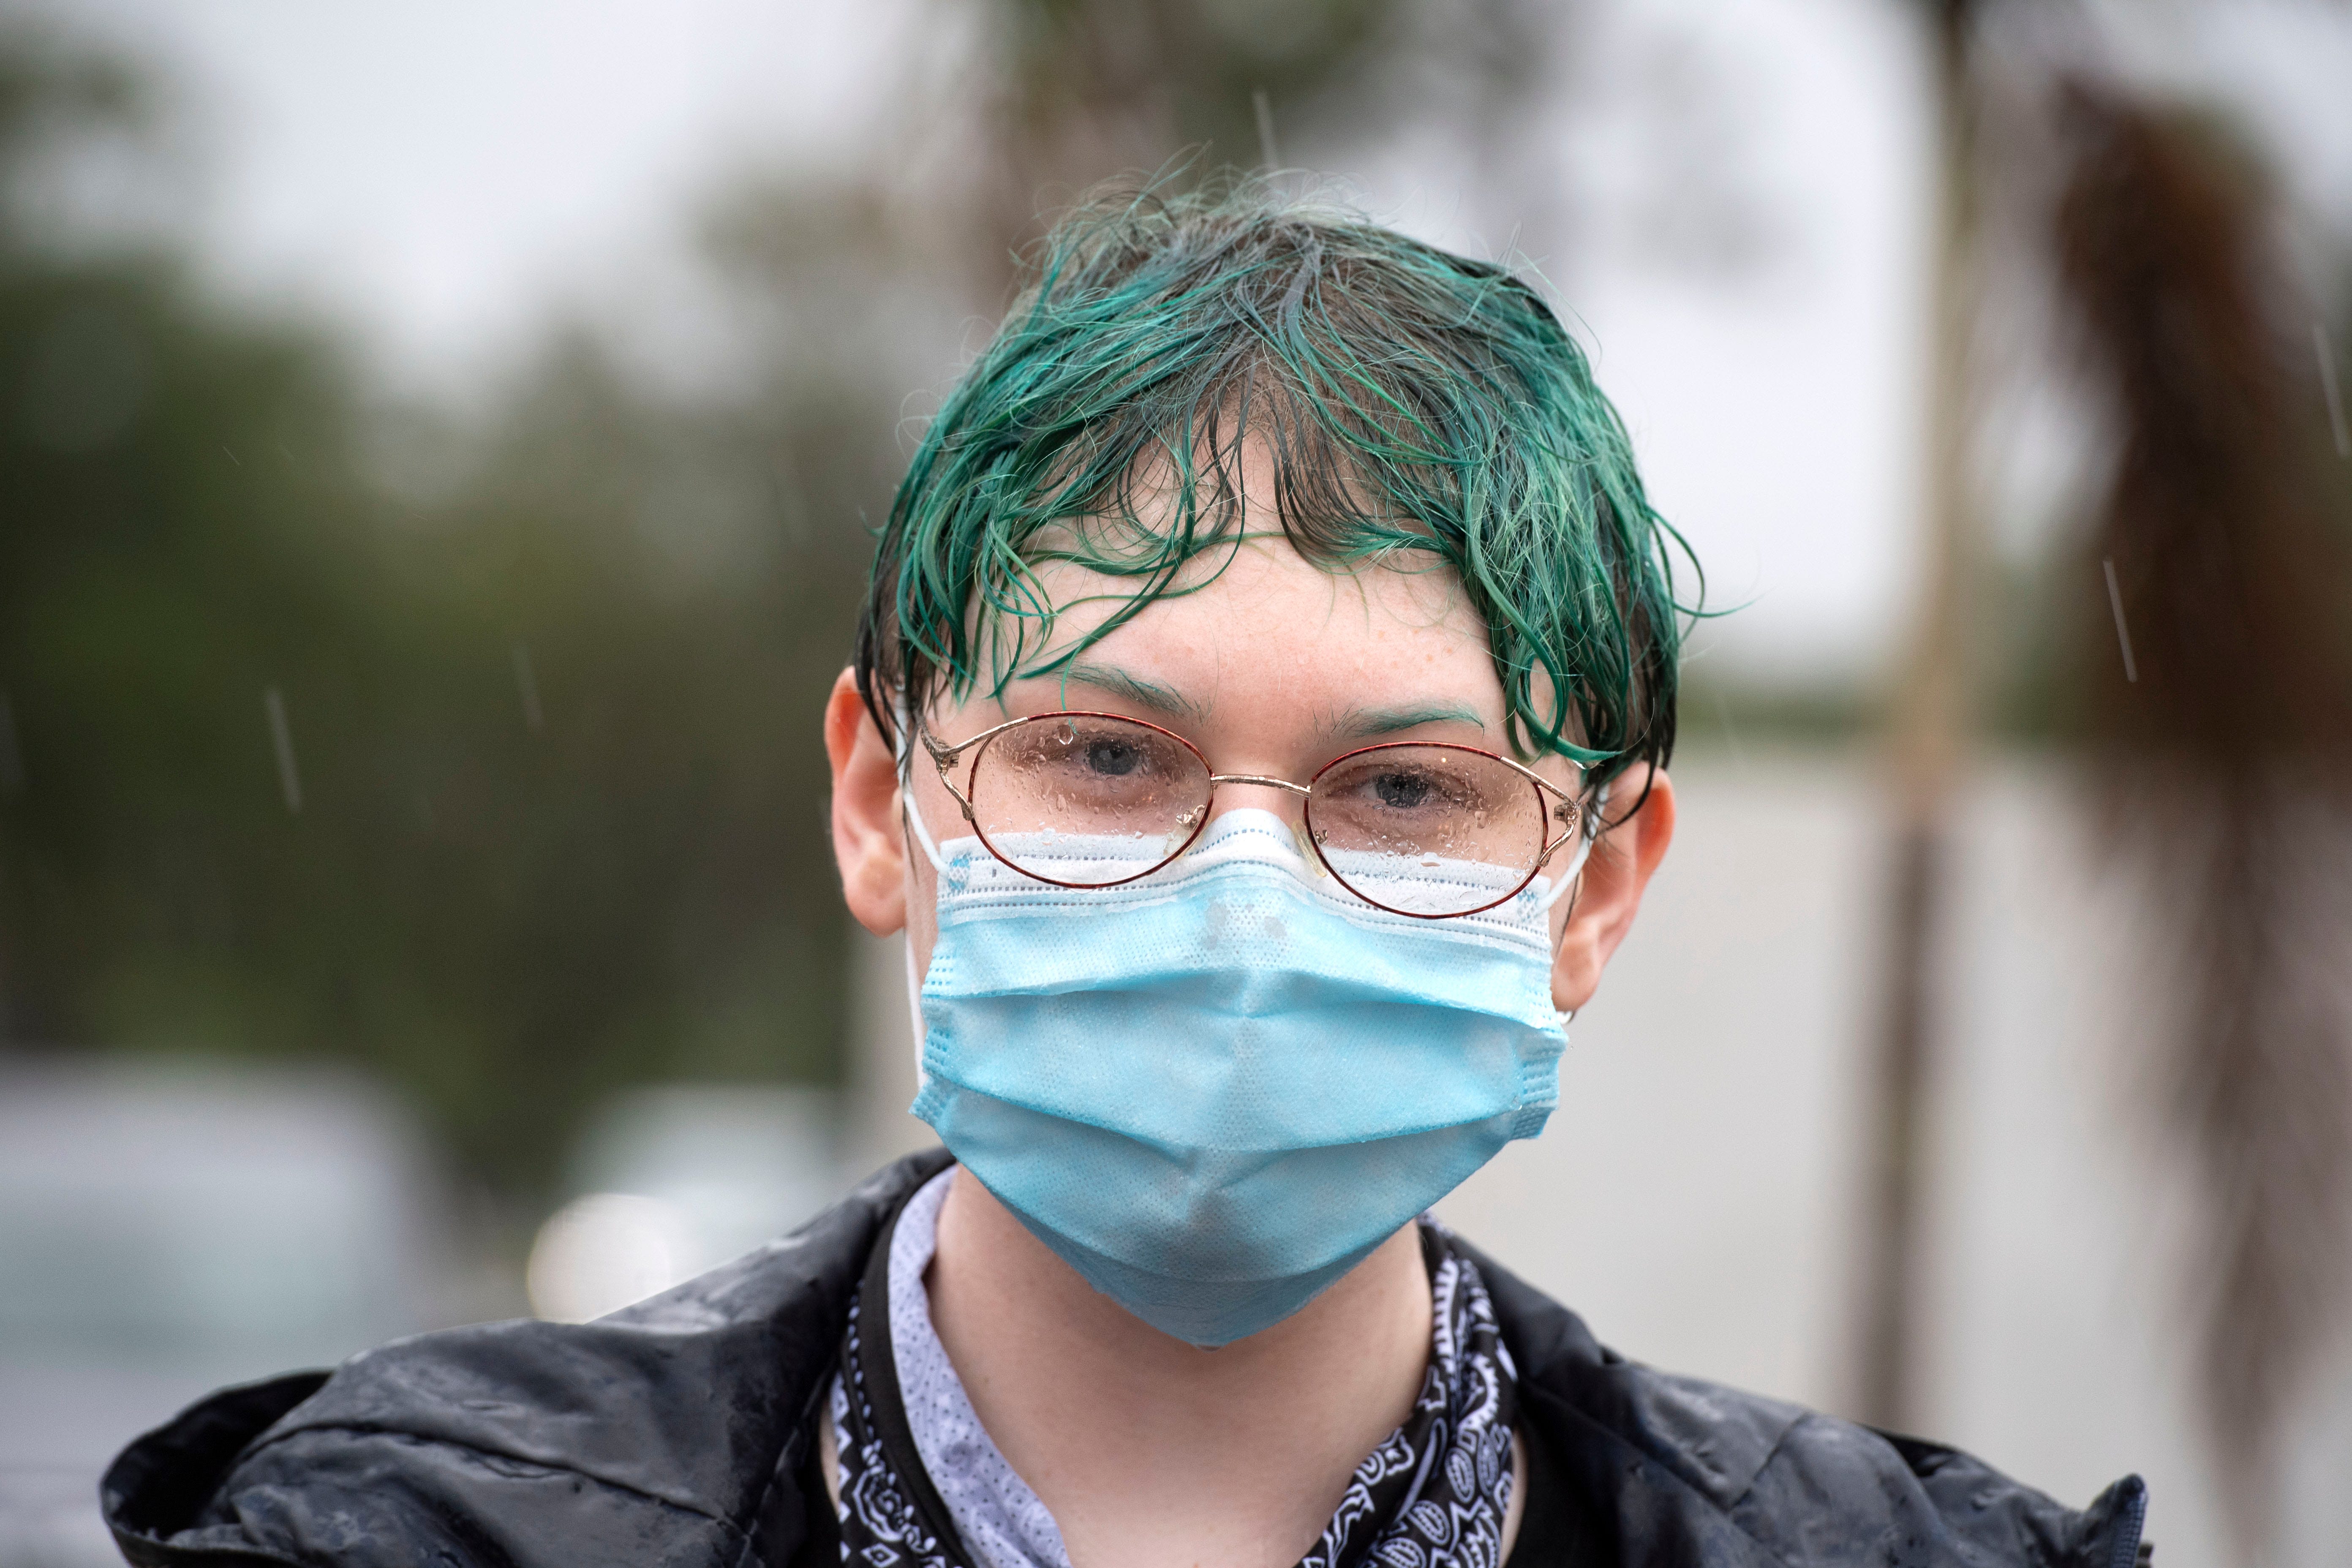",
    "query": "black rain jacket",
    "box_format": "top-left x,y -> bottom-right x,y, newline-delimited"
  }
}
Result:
102,1150 -> 2148,1567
